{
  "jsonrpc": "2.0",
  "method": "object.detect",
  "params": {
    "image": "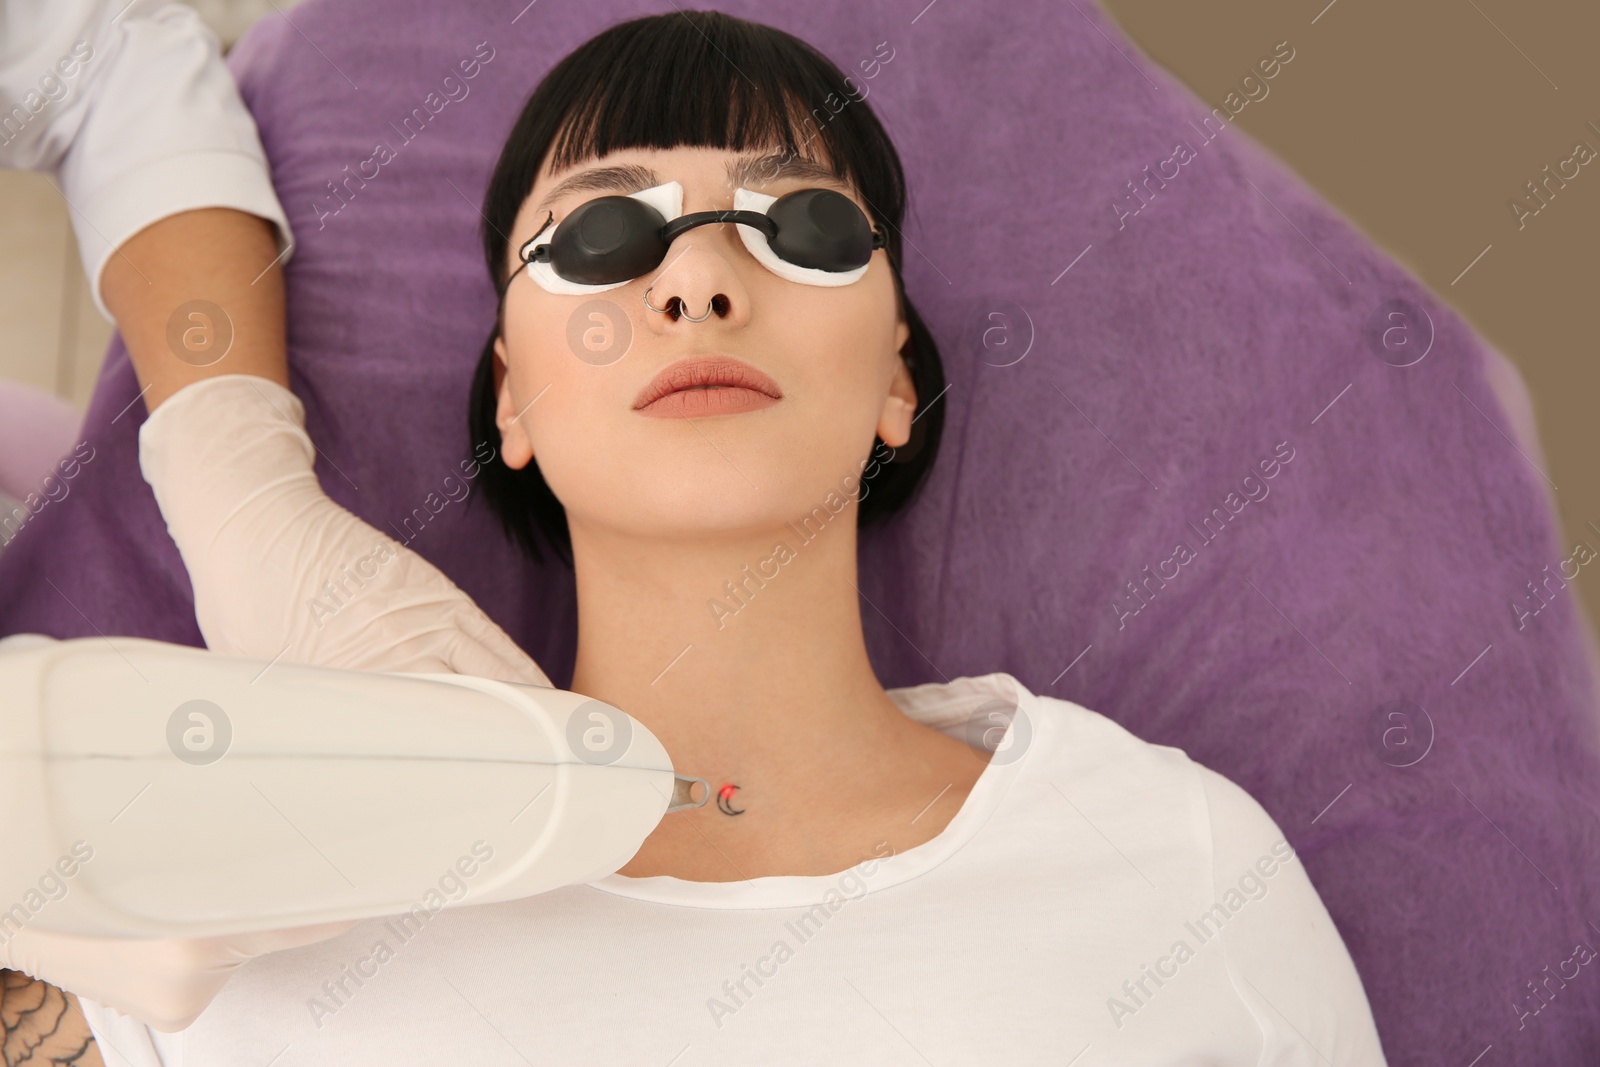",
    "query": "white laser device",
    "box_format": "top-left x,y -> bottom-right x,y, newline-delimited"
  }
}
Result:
0,635 -> 703,939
